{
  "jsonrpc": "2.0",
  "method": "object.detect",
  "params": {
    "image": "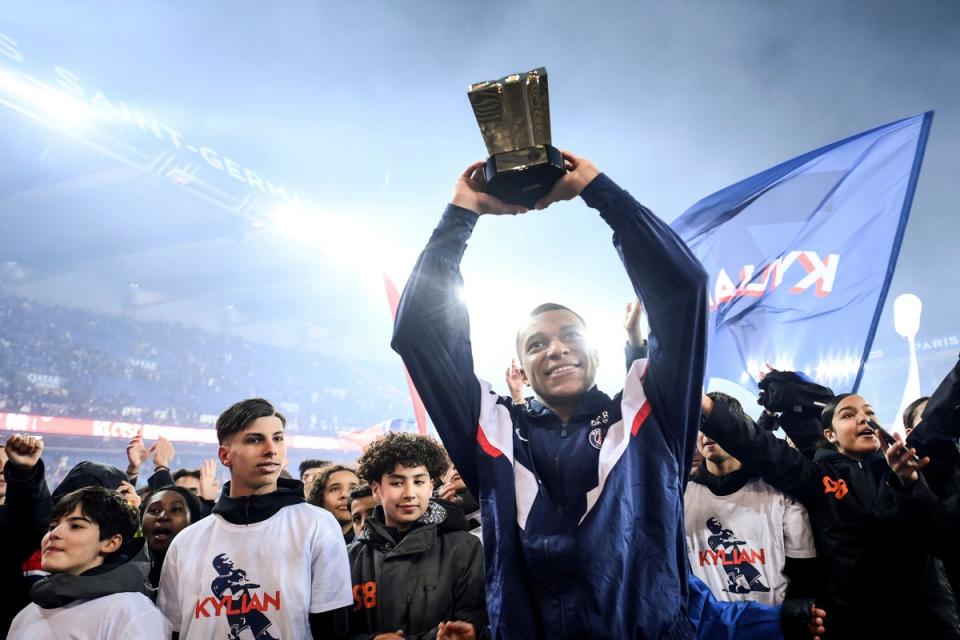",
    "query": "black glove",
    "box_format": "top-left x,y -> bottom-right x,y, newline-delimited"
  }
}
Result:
758,371 -> 834,414
781,597 -> 824,640
757,411 -> 779,432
